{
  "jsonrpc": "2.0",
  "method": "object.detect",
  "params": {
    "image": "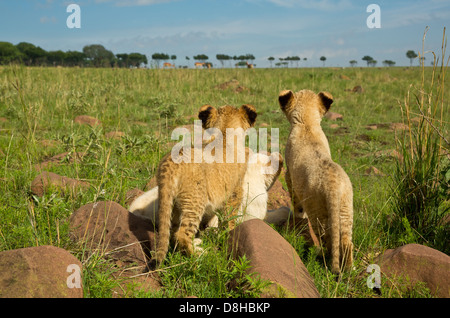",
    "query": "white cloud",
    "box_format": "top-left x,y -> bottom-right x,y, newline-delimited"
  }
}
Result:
95,0 -> 180,6
265,0 -> 352,11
